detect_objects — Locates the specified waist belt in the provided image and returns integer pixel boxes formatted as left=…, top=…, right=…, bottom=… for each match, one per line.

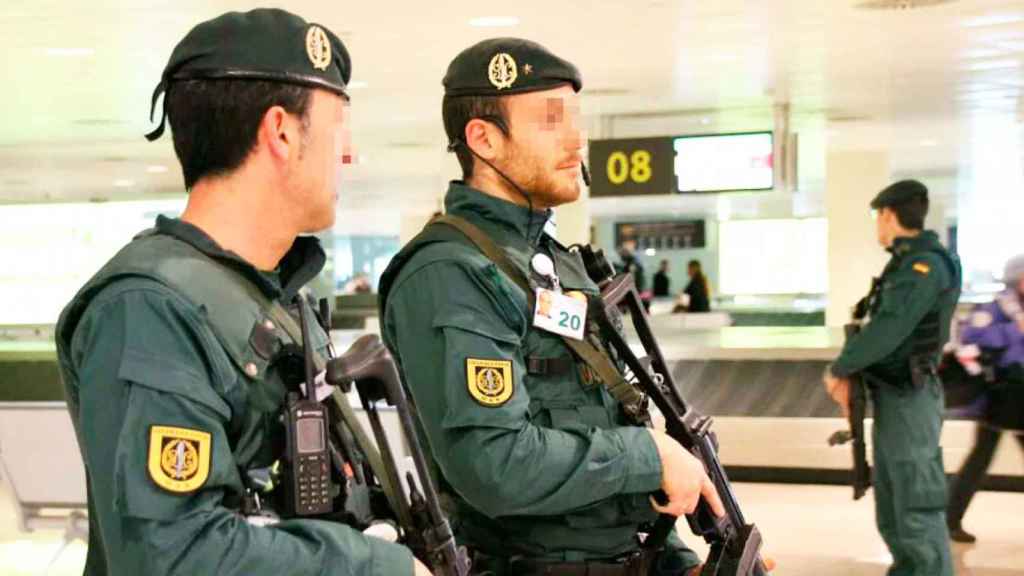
left=483, top=550, right=656, bottom=576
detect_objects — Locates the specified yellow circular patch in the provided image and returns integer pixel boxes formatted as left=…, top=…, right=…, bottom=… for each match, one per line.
left=148, top=426, right=211, bottom=493
left=467, top=358, right=514, bottom=406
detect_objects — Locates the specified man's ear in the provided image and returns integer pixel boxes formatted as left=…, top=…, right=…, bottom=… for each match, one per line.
left=464, top=118, right=504, bottom=162
left=258, top=105, right=299, bottom=162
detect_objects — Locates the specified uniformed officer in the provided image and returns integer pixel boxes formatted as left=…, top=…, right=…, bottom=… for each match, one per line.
left=946, top=254, right=1024, bottom=543
left=378, top=38, right=726, bottom=576
left=824, top=180, right=961, bottom=576
left=55, top=9, right=428, bottom=576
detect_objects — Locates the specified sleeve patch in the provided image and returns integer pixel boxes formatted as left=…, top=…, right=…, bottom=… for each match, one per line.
left=466, top=358, right=514, bottom=406
left=147, top=425, right=212, bottom=493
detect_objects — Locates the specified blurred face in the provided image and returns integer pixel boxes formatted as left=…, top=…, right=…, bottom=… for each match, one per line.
left=688, top=264, right=697, bottom=278
left=538, top=289, right=553, bottom=316
left=290, top=89, right=351, bottom=232
left=497, top=85, right=584, bottom=208
left=1017, top=276, right=1024, bottom=296
left=874, top=207, right=898, bottom=248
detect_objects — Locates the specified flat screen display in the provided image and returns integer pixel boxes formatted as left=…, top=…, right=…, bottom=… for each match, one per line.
left=297, top=418, right=325, bottom=454
left=674, top=132, right=774, bottom=193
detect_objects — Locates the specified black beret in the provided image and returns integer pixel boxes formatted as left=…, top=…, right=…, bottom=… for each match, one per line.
left=146, top=8, right=351, bottom=141
left=871, top=179, right=929, bottom=209
left=443, top=37, right=581, bottom=97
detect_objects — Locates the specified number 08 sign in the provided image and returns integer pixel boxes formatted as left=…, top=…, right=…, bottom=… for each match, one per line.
left=587, top=137, right=674, bottom=197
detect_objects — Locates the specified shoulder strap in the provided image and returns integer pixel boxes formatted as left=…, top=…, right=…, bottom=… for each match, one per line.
left=430, top=215, right=647, bottom=414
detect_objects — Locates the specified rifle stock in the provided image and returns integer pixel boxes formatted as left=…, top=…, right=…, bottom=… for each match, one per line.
left=327, top=335, right=472, bottom=576
left=578, top=246, right=768, bottom=576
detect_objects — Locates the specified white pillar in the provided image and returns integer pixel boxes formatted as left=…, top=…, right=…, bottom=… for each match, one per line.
left=554, top=183, right=592, bottom=246
left=826, top=151, right=891, bottom=326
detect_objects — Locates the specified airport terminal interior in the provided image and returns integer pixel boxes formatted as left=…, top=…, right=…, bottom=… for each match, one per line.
left=2, top=0, right=1024, bottom=574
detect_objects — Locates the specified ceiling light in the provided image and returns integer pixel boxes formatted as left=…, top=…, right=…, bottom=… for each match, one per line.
left=962, top=13, right=1024, bottom=28
left=644, top=248, right=657, bottom=256
left=960, top=48, right=1004, bottom=59
left=964, top=59, right=1020, bottom=71
left=919, top=139, right=938, bottom=147
left=469, top=16, right=520, bottom=27
left=113, top=179, right=135, bottom=188
left=347, top=80, right=368, bottom=89
left=44, top=48, right=95, bottom=57
left=700, top=118, right=711, bottom=125
left=146, top=165, right=168, bottom=174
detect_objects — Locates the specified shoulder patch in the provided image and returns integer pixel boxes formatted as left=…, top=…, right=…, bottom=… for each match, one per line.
left=970, top=310, right=994, bottom=329
left=912, top=261, right=931, bottom=276
left=148, top=425, right=212, bottom=493
left=466, top=358, right=514, bottom=406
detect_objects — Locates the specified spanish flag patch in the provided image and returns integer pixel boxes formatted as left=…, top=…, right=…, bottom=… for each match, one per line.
left=912, top=262, right=931, bottom=276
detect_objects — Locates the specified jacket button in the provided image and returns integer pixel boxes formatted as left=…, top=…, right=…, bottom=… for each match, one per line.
left=244, top=363, right=259, bottom=377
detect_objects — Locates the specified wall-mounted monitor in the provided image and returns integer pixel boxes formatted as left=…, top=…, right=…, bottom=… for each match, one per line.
left=673, top=132, right=774, bottom=193
left=588, top=131, right=775, bottom=197
left=615, top=220, right=706, bottom=250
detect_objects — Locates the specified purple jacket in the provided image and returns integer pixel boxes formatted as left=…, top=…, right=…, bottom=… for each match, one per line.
left=961, top=291, right=1024, bottom=368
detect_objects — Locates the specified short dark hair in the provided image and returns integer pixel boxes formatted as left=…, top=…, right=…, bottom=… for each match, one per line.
left=442, top=94, right=509, bottom=178
left=166, top=79, right=313, bottom=190
left=887, top=196, right=929, bottom=230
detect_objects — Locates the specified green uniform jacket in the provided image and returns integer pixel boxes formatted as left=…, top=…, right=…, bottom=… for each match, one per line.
left=831, top=231, right=961, bottom=381
left=55, top=216, right=412, bottom=576
left=380, top=182, right=698, bottom=568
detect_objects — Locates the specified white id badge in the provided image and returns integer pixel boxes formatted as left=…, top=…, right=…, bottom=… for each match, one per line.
left=533, top=288, right=587, bottom=340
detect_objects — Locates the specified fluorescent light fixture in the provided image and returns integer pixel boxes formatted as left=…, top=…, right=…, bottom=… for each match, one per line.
left=113, top=179, right=135, bottom=188
left=919, top=139, right=939, bottom=147
left=347, top=80, right=368, bottom=89
left=644, top=248, right=657, bottom=256
left=962, top=13, right=1024, bottom=28
left=469, top=16, right=520, bottom=27
left=700, top=117, right=711, bottom=125
left=146, top=165, right=168, bottom=174
left=44, top=47, right=95, bottom=57
left=964, top=59, right=1019, bottom=71
left=960, top=48, right=1004, bottom=59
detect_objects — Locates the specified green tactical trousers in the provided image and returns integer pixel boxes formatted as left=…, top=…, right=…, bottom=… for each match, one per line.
left=871, top=378, right=953, bottom=576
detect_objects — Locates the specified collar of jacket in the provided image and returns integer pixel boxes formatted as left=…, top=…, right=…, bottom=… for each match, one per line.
left=444, top=181, right=552, bottom=246
left=153, top=215, right=325, bottom=301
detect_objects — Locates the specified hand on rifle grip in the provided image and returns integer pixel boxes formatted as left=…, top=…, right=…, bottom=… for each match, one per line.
left=823, top=374, right=851, bottom=417
left=647, top=429, right=725, bottom=518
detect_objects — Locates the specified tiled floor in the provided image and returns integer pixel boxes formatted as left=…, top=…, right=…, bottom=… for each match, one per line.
left=0, top=482, right=1020, bottom=575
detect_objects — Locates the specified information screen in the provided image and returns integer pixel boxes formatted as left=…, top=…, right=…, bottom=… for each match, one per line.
left=615, top=220, right=706, bottom=250
left=297, top=418, right=325, bottom=454
left=673, top=132, right=774, bottom=193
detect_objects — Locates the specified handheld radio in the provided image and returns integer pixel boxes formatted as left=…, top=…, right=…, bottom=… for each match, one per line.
left=282, top=299, right=333, bottom=517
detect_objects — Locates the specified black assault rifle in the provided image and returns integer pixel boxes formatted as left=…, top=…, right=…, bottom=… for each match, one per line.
left=326, top=335, right=472, bottom=576
left=826, top=283, right=875, bottom=501
left=576, top=246, right=768, bottom=576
